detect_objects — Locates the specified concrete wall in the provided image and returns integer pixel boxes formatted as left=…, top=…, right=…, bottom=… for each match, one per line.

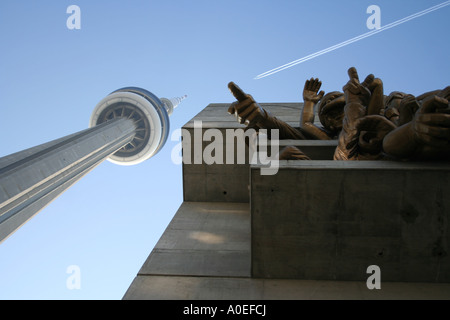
left=182, top=103, right=337, bottom=203
left=251, top=161, right=450, bottom=282
left=124, top=102, right=450, bottom=299
left=123, top=199, right=450, bottom=299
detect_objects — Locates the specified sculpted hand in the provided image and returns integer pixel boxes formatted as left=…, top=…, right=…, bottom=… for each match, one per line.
left=303, top=78, right=325, bottom=103
left=343, top=67, right=371, bottom=106
left=346, top=115, right=397, bottom=158
left=412, top=95, right=450, bottom=148
left=438, top=86, right=450, bottom=100
left=228, top=82, right=266, bottom=127
left=397, top=94, right=420, bottom=125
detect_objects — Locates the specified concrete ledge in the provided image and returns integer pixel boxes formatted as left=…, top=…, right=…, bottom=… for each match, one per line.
left=123, top=275, right=450, bottom=300
left=251, top=160, right=450, bottom=282
left=182, top=139, right=337, bottom=203
left=183, top=103, right=304, bottom=129
left=181, top=103, right=337, bottom=202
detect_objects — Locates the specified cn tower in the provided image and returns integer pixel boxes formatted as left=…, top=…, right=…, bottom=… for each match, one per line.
left=0, top=87, right=186, bottom=243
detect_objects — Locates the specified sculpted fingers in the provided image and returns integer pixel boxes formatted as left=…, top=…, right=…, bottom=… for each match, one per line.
left=228, top=102, right=237, bottom=115
left=356, top=115, right=397, bottom=132
left=236, top=100, right=257, bottom=124
left=317, top=90, right=325, bottom=100
left=361, top=74, right=375, bottom=89
left=234, top=97, right=255, bottom=124
left=228, top=81, right=247, bottom=102
left=243, top=109, right=263, bottom=125
left=228, top=97, right=254, bottom=123
left=419, top=95, right=449, bottom=114
left=312, top=78, right=322, bottom=92
left=304, top=79, right=312, bottom=91
left=415, top=114, right=450, bottom=137
left=347, top=67, right=359, bottom=82
left=414, top=129, right=450, bottom=147
left=304, top=78, right=321, bottom=92
left=438, top=86, right=450, bottom=100
left=418, top=113, right=450, bottom=126
left=415, top=123, right=450, bottom=139
left=414, top=113, right=450, bottom=147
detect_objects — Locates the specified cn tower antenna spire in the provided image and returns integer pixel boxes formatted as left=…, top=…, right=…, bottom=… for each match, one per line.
left=160, top=95, right=187, bottom=116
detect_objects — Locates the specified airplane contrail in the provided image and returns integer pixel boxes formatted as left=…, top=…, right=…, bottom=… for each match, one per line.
left=254, top=1, right=450, bottom=80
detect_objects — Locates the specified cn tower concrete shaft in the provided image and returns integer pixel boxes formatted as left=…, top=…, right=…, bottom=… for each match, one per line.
left=0, top=87, right=184, bottom=243
left=0, top=118, right=136, bottom=243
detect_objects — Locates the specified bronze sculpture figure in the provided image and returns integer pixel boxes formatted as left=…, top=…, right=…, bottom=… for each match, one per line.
left=334, top=67, right=397, bottom=160
left=227, top=67, right=449, bottom=161
left=300, top=78, right=344, bottom=140
left=227, top=81, right=306, bottom=140
left=383, top=89, right=450, bottom=160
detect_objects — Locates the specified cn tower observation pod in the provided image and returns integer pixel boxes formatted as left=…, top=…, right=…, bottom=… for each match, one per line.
left=90, top=87, right=180, bottom=166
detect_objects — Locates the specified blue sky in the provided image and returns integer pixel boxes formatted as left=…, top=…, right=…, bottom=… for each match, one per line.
left=0, top=0, right=448, bottom=299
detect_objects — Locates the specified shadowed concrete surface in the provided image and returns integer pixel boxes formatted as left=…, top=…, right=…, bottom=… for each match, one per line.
left=123, top=103, right=450, bottom=300
left=252, top=161, right=450, bottom=282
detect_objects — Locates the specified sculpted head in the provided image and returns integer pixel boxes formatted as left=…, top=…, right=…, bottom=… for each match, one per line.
left=318, top=91, right=345, bottom=134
